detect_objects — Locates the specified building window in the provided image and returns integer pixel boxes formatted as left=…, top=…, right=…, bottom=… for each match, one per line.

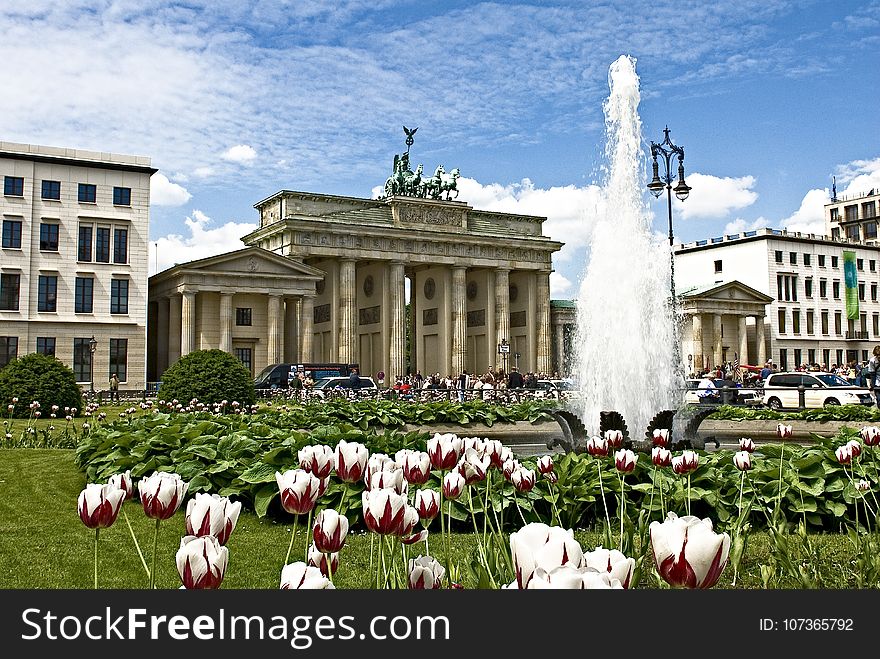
left=75, top=277, right=94, bottom=313
left=859, top=283, right=866, bottom=301
left=78, top=183, right=97, bottom=203
left=0, top=336, right=17, bottom=367
left=804, top=278, right=813, bottom=297
left=78, top=225, right=93, bottom=261
left=857, top=258, right=864, bottom=270
left=808, top=348, right=816, bottom=365
left=789, top=252, right=797, bottom=265
left=777, top=308, right=786, bottom=333
left=863, top=349, right=870, bottom=362
left=110, top=279, right=129, bottom=314
left=872, top=283, right=878, bottom=302
left=830, top=208, right=840, bottom=221
left=4, top=176, right=24, bottom=196
left=113, top=187, right=131, bottom=206
left=794, top=348, right=802, bottom=368
left=792, top=309, right=800, bottom=334
left=833, top=280, right=841, bottom=299
left=40, top=223, right=59, bottom=251
left=714, top=260, right=722, bottom=273
left=861, top=313, right=868, bottom=334
left=109, top=338, right=128, bottom=383
left=818, top=254, right=826, bottom=267
left=774, top=250, right=783, bottom=263
left=806, top=310, right=814, bottom=334
left=821, top=311, right=829, bottom=334
left=831, top=255, right=839, bottom=268
left=803, top=253, right=811, bottom=266
left=41, top=180, right=61, bottom=200
left=36, top=337, right=55, bottom=356
left=836, top=349, right=844, bottom=367
left=823, top=349, right=830, bottom=369
left=2, top=219, right=22, bottom=248
left=113, top=228, right=128, bottom=264
left=0, top=273, right=20, bottom=310
left=864, top=201, right=877, bottom=218
left=234, top=347, right=252, bottom=375
left=846, top=225, right=860, bottom=241
left=819, top=279, right=827, bottom=297
left=38, top=275, right=57, bottom=312
left=832, top=227, right=841, bottom=240
left=874, top=314, right=880, bottom=337
left=73, top=338, right=91, bottom=382
left=866, top=222, right=878, bottom=240
left=95, top=227, right=110, bottom=262
left=236, top=308, right=252, bottom=326
left=779, top=349, right=788, bottom=371
left=777, top=275, right=798, bottom=301
left=835, top=311, right=842, bottom=335
left=845, top=205, right=858, bottom=221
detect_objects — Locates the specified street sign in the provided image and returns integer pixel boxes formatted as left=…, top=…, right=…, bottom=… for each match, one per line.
left=498, top=344, right=510, bottom=354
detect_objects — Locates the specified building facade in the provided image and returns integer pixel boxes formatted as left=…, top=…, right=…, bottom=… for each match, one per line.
left=826, top=188, right=880, bottom=243
left=675, top=227, right=880, bottom=372
left=0, top=141, right=155, bottom=387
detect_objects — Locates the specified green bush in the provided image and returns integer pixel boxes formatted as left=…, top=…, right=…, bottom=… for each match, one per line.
left=158, top=349, right=255, bottom=407
left=0, top=353, right=84, bottom=418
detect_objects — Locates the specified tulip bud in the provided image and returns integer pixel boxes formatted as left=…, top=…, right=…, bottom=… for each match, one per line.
left=586, top=436, right=609, bottom=457
left=650, top=512, right=730, bottom=589
left=176, top=535, right=228, bottom=589
left=442, top=471, right=465, bottom=500
left=308, top=543, right=339, bottom=577
left=280, top=561, right=335, bottom=589
left=456, top=447, right=490, bottom=484
left=836, top=444, right=853, bottom=465
left=362, top=488, right=407, bottom=535
left=672, top=450, right=699, bottom=475
left=856, top=479, right=870, bottom=492
left=414, top=489, right=440, bottom=521
left=408, top=555, right=445, bottom=589
left=427, top=433, right=463, bottom=470
left=604, top=429, right=624, bottom=449
left=298, top=444, right=335, bottom=479
left=511, top=467, right=536, bottom=493
left=78, top=483, right=125, bottom=529
left=313, top=508, right=349, bottom=554
left=185, top=493, right=242, bottom=546
left=107, top=470, right=133, bottom=501
left=846, top=439, right=862, bottom=459
left=275, top=469, right=320, bottom=515
left=334, top=440, right=369, bottom=483
left=776, top=423, right=793, bottom=439
left=543, top=471, right=559, bottom=484
left=651, top=446, right=672, bottom=467
left=581, top=547, right=635, bottom=589
left=859, top=426, right=880, bottom=447
left=614, top=449, right=637, bottom=473
left=400, top=451, right=432, bottom=485
left=510, top=522, right=584, bottom=589
left=138, top=472, right=188, bottom=520
left=651, top=428, right=669, bottom=447
left=536, top=455, right=554, bottom=474
left=738, top=437, right=756, bottom=453
left=483, top=440, right=506, bottom=469
left=733, top=451, right=752, bottom=471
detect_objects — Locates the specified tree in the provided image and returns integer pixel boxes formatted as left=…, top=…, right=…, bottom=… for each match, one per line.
left=0, top=353, right=84, bottom=418
left=158, top=350, right=255, bottom=407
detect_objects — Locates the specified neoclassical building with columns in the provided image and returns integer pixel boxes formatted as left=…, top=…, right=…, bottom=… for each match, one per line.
left=148, top=190, right=563, bottom=381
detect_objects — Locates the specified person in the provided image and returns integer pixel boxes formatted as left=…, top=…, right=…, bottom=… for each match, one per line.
left=760, top=361, right=772, bottom=380
left=456, top=370, right=471, bottom=402
left=348, top=367, right=361, bottom=391
left=507, top=367, right=524, bottom=389
left=697, top=373, right=719, bottom=403
left=867, top=346, right=880, bottom=408
left=109, top=373, right=119, bottom=403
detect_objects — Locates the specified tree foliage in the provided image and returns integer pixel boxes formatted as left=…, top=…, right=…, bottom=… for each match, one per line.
left=158, top=349, right=255, bottom=407
left=0, top=353, right=84, bottom=418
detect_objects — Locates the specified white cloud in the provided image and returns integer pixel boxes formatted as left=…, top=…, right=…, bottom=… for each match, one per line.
left=675, top=173, right=758, bottom=221
left=149, top=210, right=257, bottom=275
left=722, top=217, right=768, bottom=235
left=193, top=167, right=215, bottom=178
left=836, top=157, right=880, bottom=196
left=150, top=172, right=192, bottom=206
left=550, top=271, right=573, bottom=298
left=779, top=188, right=829, bottom=235
left=221, top=144, right=257, bottom=163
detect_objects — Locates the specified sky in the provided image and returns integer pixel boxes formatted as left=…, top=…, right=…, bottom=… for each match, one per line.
left=2, top=0, right=879, bottom=299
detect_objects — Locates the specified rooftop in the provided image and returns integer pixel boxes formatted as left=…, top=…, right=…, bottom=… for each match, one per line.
left=676, top=227, right=879, bottom=252
left=0, top=140, right=156, bottom=173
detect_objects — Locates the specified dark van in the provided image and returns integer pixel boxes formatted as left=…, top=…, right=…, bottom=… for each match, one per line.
left=254, top=363, right=357, bottom=389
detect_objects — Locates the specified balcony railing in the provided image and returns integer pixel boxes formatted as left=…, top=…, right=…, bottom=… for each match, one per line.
left=845, top=331, right=870, bottom=340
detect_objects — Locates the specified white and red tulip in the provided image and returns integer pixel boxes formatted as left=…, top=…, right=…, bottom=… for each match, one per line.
left=672, top=450, right=700, bottom=475
left=442, top=471, right=465, bottom=500
left=536, top=455, right=554, bottom=474
left=509, top=522, right=584, bottom=589
left=362, top=488, right=407, bottom=535
left=185, top=493, right=242, bottom=545
left=138, top=472, right=189, bottom=520
left=78, top=483, right=125, bottom=529
left=586, top=436, right=609, bottom=457
left=334, top=440, right=369, bottom=482
left=652, top=429, right=670, bottom=447
left=604, top=430, right=624, bottom=449
left=502, top=458, right=521, bottom=481
left=280, top=561, right=335, bottom=589
left=738, top=437, right=756, bottom=453
left=368, top=467, right=407, bottom=495
left=427, top=433, right=463, bottom=470
left=312, top=508, right=349, bottom=554
left=456, top=447, right=490, bottom=485
left=107, top=470, right=133, bottom=501
left=414, top=489, right=440, bottom=521
left=176, top=535, right=228, bottom=589
left=614, top=448, right=637, bottom=473
left=847, top=439, right=862, bottom=458
left=511, top=467, right=536, bottom=493
left=649, top=512, right=730, bottom=589
left=776, top=424, right=793, bottom=439
left=298, top=444, right=335, bottom=479
left=308, top=542, right=339, bottom=577
left=836, top=444, right=853, bottom=465
left=276, top=469, right=321, bottom=515
left=859, top=426, right=880, bottom=447
left=581, top=546, right=635, bottom=589
left=733, top=451, right=752, bottom=471
left=652, top=446, right=672, bottom=467
left=397, top=505, right=420, bottom=538
left=483, top=440, right=506, bottom=468
left=408, top=555, right=445, bottom=589
left=400, top=451, right=432, bottom=485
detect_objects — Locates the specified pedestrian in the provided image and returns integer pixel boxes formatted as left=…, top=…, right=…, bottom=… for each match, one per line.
left=348, top=367, right=361, bottom=391
left=457, top=370, right=471, bottom=402
left=507, top=367, right=524, bottom=389
left=867, top=346, right=880, bottom=408
left=109, top=372, right=119, bottom=403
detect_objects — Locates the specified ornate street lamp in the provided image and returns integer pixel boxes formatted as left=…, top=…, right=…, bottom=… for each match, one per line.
left=647, top=126, right=691, bottom=309
left=88, top=335, right=98, bottom=395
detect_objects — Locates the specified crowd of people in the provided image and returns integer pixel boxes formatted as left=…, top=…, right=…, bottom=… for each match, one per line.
left=390, top=367, right=561, bottom=395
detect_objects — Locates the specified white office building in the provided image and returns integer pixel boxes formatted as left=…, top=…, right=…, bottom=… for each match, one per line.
left=0, top=141, right=155, bottom=388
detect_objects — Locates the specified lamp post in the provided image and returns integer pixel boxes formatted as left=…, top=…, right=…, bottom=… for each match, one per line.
left=88, top=335, right=98, bottom=396
left=647, top=126, right=691, bottom=310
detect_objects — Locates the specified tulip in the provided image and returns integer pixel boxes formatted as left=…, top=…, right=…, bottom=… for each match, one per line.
left=107, top=470, right=133, bottom=501
left=652, top=446, right=672, bottom=467
left=276, top=469, right=320, bottom=516
left=78, top=483, right=125, bottom=529
left=138, top=472, right=188, bottom=520
left=738, top=437, right=756, bottom=453
left=509, top=522, right=584, bottom=589
left=362, top=488, right=407, bottom=535
left=614, top=448, right=637, bottom=473
left=581, top=546, right=635, bottom=589
left=511, top=467, right=536, bottom=493
left=408, top=555, right=445, bottom=589
left=536, top=455, right=554, bottom=474
left=672, top=450, right=699, bottom=475
left=586, top=436, right=609, bottom=457
left=176, top=535, right=228, bottom=589
left=776, top=423, right=793, bottom=439
left=836, top=444, right=853, bottom=465
left=427, top=433, right=463, bottom=470
left=307, top=543, right=339, bottom=578
left=402, top=529, right=428, bottom=545
left=462, top=436, right=486, bottom=455
left=604, top=429, right=624, bottom=449
left=581, top=569, right=625, bottom=589
left=364, top=453, right=397, bottom=485
left=859, top=426, right=880, bottom=447
left=280, top=561, right=335, bottom=589
left=312, top=508, right=349, bottom=554
left=456, top=447, right=490, bottom=485
left=856, top=479, right=870, bottom=492
left=334, top=440, right=369, bottom=482
left=483, top=440, right=506, bottom=468
left=316, top=476, right=330, bottom=499
left=398, top=505, right=420, bottom=538
left=414, top=489, right=440, bottom=521
left=442, top=471, right=465, bottom=500
left=498, top=446, right=514, bottom=466
left=846, top=439, right=862, bottom=458
left=400, top=451, right=432, bottom=485
left=298, top=444, right=335, bottom=479
left=652, top=428, right=669, bottom=447
left=733, top=451, right=752, bottom=471
left=368, top=468, right=407, bottom=495
left=185, top=493, right=242, bottom=546
left=650, top=512, right=730, bottom=589
left=502, top=458, right=521, bottom=481
left=524, top=565, right=624, bottom=589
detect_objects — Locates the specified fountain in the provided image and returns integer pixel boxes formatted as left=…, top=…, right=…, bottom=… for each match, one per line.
left=571, top=55, right=685, bottom=441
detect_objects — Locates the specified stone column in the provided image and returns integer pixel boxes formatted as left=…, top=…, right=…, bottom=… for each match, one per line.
left=536, top=271, right=551, bottom=375
left=338, top=259, right=356, bottom=363
left=168, top=294, right=182, bottom=366
left=691, top=313, right=703, bottom=375
left=755, top=314, right=767, bottom=365
left=156, top=297, right=169, bottom=375
left=451, top=266, right=467, bottom=375
left=712, top=313, right=723, bottom=368
left=495, top=267, right=510, bottom=361
left=219, top=293, right=233, bottom=354
left=284, top=297, right=298, bottom=362
left=555, top=322, right=565, bottom=375
left=389, top=262, right=407, bottom=381
left=738, top=315, right=749, bottom=367
left=181, top=290, right=196, bottom=357
left=300, top=295, right=315, bottom=362
left=408, top=272, right=417, bottom=374
left=267, top=294, right=283, bottom=364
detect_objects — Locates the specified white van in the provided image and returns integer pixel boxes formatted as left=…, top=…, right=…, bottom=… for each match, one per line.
left=762, top=372, right=875, bottom=410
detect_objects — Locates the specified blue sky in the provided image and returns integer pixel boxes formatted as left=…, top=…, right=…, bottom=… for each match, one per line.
left=2, top=0, right=878, bottom=297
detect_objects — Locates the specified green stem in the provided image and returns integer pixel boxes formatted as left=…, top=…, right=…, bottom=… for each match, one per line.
left=304, top=509, right=314, bottom=562
left=123, top=508, right=150, bottom=579
left=446, top=499, right=454, bottom=587
left=659, top=469, right=666, bottom=518
left=326, top=553, right=335, bottom=587
left=597, top=460, right=612, bottom=548
left=482, top=477, right=491, bottom=550
left=686, top=472, right=692, bottom=517
left=617, top=470, right=625, bottom=553
left=369, top=532, right=375, bottom=588
left=777, top=441, right=785, bottom=519
left=648, top=465, right=657, bottom=521
left=284, top=515, right=299, bottom=567
left=149, top=518, right=160, bottom=590
left=94, top=528, right=99, bottom=589
left=738, top=469, right=745, bottom=522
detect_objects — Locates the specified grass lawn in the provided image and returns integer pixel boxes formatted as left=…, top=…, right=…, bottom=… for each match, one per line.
left=0, top=449, right=864, bottom=589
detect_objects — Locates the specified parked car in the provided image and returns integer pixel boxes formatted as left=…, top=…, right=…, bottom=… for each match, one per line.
left=684, top=378, right=761, bottom=406
left=309, top=376, right=378, bottom=398
left=761, top=372, right=875, bottom=410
